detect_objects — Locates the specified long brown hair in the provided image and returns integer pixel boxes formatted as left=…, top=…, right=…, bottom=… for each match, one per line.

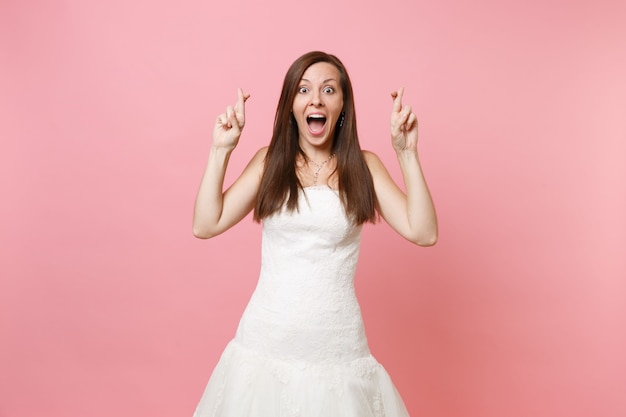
left=254, top=51, right=377, bottom=225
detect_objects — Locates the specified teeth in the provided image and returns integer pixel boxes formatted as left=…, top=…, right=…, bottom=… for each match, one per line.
left=308, top=115, right=325, bottom=119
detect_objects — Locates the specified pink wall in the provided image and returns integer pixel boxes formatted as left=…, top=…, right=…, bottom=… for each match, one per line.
left=1, top=1, right=625, bottom=416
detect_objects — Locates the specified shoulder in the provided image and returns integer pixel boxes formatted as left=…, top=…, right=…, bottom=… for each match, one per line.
left=249, top=146, right=269, bottom=168
left=361, top=149, right=394, bottom=186
left=361, top=149, right=385, bottom=172
left=254, top=146, right=269, bottom=159
left=239, top=146, right=268, bottom=182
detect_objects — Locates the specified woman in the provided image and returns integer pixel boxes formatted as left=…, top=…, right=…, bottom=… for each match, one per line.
left=192, top=51, right=437, bottom=416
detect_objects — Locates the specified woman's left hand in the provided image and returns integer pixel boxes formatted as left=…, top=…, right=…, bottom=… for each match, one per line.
left=390, top=87, right=418, bottom=152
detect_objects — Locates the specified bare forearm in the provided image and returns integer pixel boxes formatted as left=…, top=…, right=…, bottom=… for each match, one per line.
left=193, top=146, right=232, bottom=238
left=396, top=149, right=438, bottom=245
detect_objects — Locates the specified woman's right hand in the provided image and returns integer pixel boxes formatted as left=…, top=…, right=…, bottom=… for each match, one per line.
left=212, top=88, right=250, bottom=151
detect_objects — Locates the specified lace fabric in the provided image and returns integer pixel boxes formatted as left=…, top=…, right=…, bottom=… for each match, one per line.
left=193, top=186, right=410, bottom=417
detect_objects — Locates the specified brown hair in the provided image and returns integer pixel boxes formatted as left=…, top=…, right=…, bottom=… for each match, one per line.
left=254, top=51, right=377, bottom=225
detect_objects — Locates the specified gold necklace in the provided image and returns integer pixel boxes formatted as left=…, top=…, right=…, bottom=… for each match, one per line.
left=307, top=153, right=335, bottom=186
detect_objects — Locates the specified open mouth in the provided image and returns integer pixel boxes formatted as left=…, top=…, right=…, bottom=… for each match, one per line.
left=306, top=115, right=327, bottom=134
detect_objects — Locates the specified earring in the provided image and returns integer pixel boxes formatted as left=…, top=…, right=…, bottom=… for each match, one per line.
left=339, top=112, right=345, bottom=127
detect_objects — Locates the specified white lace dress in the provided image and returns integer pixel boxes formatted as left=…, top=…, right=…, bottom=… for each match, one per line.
left=193, top=186, right=410, bottom=417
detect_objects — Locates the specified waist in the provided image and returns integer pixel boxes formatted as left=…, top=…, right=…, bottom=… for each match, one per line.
left=235, top=311, right=370, bottom=363
left=247, top=280, right=362, bottom=324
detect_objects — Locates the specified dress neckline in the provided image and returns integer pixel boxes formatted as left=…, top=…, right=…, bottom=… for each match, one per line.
left=303, top=185, right=338, bottom=191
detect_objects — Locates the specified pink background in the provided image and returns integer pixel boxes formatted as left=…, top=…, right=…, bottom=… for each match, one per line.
left=1, top=1, right=625, bottom=416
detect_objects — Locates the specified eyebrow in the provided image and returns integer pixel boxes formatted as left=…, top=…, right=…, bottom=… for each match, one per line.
left=300, top=78, right=338, bottom=83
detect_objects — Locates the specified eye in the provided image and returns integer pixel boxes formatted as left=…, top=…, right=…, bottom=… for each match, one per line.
left=298, top=86, right=309, bottom=93
left=323, top=86, right=335, bottom=94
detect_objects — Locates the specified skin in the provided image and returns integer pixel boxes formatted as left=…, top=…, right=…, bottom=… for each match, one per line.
left=291, top=62, right=343, bottom=164
left=193, top=67, right=438, bottom=246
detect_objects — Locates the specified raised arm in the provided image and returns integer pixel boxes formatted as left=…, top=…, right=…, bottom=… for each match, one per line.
left=192, top=88, right=266, bottom=239
left=365, top=87, right=438, bottom=246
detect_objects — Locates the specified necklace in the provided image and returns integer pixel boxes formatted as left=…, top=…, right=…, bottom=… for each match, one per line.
left=307, top=153, right=335, bottom=186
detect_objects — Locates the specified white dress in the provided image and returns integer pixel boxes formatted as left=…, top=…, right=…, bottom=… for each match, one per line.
left=193, top=186, right=410, bottom=417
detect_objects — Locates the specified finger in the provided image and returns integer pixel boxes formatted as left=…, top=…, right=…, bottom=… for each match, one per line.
left=236, top=88, right=249, bottom=108
left=224, top=106, right=236, bottom=128
left=395, top=105, right=411, bottom=127
left=235, top=88, right=249, bottom=126
left=217, top=113, right=228, bottom=127
left=406, top=112, right=418, bottom=130
left=230, top=110, right=241, bottom=127
left=238, top=87, right=250, bottom=103
left=391, top=87, right=404, bottom=113
left=235, top=88, right=250, bottom=111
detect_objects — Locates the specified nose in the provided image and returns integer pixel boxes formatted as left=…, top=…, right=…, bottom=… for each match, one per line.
left=310, top=90, right=323, bottom=107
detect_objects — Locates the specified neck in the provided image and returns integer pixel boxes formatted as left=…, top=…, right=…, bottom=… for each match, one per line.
left=306, top=152, right=334, bottom=164
left=298, top=140, right=334, bottom=163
